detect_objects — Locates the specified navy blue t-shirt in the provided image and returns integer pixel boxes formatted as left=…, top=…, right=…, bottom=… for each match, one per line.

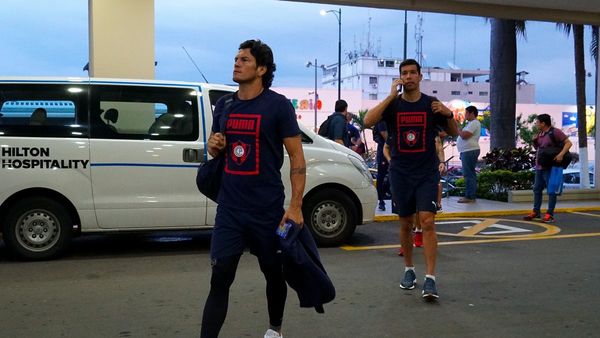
left=382, top=93, right=448, bottom=176
left=326, top=112, right=347, bottom=143
left=212, top=89, right=300, bottom=210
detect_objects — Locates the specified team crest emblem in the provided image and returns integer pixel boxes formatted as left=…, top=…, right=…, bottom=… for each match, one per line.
left=403, top=130, right=419, bottom=146
left=230, top=140, right=251, bottom=165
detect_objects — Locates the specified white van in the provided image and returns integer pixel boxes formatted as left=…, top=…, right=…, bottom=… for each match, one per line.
left=0, top=77, right=376, bottom=260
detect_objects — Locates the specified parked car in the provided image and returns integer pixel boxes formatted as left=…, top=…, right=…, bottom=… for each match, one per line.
left=0, top=77, right=376, bottom=260
left=563, top=169, right=595, bottom=189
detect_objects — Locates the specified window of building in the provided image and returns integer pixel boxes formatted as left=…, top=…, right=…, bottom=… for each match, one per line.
left=468, top=91, right=473, bottom=95
left=369, top=77, right=378, bottom=84
left=369, top=94, right=377, bottom=100
left=377, top=60, right=384, bottom=67
left=385, top=60, right=395, bottom=67
left=479, top=91, right=488, bottom=96
left=451, top=91, right=461, bottom=95
left=432, top=90, right=438, bottom=94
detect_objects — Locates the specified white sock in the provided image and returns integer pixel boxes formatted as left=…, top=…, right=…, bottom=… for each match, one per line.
left=405, top=266, right=415, bottom=272
left=425, top=274, right=435, bottom=281
left=414, top=229, right=422, bottom=233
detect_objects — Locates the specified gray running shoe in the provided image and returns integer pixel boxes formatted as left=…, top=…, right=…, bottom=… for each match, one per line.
left=422, top=277, right=439, bottom=300
left=399, top=269, right=417, bottom=289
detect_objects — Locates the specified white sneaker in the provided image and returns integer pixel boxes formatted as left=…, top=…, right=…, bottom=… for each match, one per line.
left=264, top=329, right=283, bottom=338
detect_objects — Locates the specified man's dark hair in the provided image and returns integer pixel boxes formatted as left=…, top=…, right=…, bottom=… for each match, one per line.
left=239, top=39, right=276, bottom=89
left=465, top=105, right=479, bottom=117
left=399, top=59, right=421, bottom=74
left=536, top=113, right=552, bottom=126
left=335, top=99, right=348, bottom=113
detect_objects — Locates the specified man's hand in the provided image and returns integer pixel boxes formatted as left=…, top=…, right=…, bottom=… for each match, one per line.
left=280, top=206, right=304, bottom=229
left=431, top=101, right=452, bottom=118
left=438, top=162, right=447, bottom=175
left=207, top=132, right=226, bottom=158
left=389, top=78, right=403, bottom=98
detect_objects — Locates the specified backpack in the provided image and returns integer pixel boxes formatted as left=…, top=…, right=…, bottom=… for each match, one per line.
left=318, top=115, right=333, bottom=137
left=538, top=127, right=573, bottom=169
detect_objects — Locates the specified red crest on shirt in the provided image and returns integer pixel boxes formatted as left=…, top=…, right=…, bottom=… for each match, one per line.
left=230, top=140, right=251, bottom=165
left=403, top=130, right=419, bottom=146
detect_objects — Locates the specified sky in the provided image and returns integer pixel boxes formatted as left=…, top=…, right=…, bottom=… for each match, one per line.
left=0, top=0, right=597, bottom=105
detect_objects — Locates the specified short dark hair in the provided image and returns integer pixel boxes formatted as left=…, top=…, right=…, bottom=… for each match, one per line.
left=335, top=99, right=348, bottom=113
left=536, top=113, right=552, bottom=126
left=399, top=59, right=421, bottom=74
left=465, top=105, right=478, bottom=117
left=239, top=39, right=276, bottom=89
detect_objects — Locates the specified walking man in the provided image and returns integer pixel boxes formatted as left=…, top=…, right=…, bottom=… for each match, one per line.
left=201, top=39, right=306, bottom=338
left=364, top=59, right=458, bottom=300
left=373, top=120, right=389, bottom=210
left=456, top=105, right=481, bottom=203
left=523, top=113, right=572, bottom=223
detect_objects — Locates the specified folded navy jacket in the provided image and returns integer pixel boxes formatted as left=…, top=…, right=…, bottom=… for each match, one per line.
left=278, top=221, right=336, bottom=313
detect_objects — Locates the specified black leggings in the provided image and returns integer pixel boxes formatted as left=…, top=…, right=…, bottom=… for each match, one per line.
left=200, top=254, right=287, bottom=338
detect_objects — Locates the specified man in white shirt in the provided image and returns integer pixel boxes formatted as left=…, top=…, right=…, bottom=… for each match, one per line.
left=456, top=106, right=481, bottom=203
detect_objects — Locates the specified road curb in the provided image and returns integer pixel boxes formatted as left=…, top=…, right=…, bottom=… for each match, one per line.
left=373, top=206, right=600, bottom=222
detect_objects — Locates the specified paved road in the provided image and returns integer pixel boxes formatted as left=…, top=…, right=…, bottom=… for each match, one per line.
left=1, top=211, right=599, bottom=337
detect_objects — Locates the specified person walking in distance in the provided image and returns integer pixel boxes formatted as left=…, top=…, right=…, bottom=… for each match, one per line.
left=456, top=105, right=481, bottom=203
left=523, top=113, right=572, bottom=223
left=373, top=121, right=389, bottom=210
left=201, top=39, right=306, bottom=338
left=364, top=59, right=458, bottom=300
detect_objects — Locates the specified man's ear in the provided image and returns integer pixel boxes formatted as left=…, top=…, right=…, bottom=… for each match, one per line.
left=257, top=65, right=267, bottom=77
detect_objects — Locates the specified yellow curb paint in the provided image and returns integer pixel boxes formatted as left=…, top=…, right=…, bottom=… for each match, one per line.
left=340, top=232, right=600, bottom=251
left=570, top=211, right=600, bottom=218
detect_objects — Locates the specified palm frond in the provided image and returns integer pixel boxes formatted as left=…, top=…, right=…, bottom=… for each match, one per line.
left=556, top=23, right=572, bottom=36
left=591, top=26, right=598, bottom=62
left=515, top=20, right=527, bottom=40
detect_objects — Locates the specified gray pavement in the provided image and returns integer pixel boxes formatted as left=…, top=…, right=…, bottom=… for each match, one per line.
left=375, top=195, right=600, bottom=221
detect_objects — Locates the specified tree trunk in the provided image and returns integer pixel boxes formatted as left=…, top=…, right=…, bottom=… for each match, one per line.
left=489, top=19, right=517, bottom=150
left=574, top=25, right=590, bottom=187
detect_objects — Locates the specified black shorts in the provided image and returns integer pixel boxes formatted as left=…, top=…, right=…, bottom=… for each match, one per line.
left=211, top=204, right=284, bottom=265
left=390, top=171, right=439, bottom=217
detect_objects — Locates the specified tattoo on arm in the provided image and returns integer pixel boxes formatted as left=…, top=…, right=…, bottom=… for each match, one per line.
left=291, top=167, right=306, bottom=175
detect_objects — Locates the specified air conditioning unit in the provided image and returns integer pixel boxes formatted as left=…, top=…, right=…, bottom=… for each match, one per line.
left=371, top=83, right=378, bottom=89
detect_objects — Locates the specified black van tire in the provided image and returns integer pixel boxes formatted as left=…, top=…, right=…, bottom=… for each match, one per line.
left=303, top=190, right=356, bottom=246
left=2, top=197, right=72, bottom=260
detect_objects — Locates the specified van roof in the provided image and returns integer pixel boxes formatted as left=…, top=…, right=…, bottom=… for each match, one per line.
left=0, top=77, right=237, bottom=91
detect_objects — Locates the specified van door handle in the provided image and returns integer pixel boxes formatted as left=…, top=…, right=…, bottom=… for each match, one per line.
left=183, top=148, right=203, bottom=163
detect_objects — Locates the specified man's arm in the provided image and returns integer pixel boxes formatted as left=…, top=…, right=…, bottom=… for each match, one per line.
left=282, top=135, right=306, bottom=226
left=207, top=131, right=226, bottom=158
left=431, top=100, right=459, bottom=137
left=364, top=79, right=402, bottom=128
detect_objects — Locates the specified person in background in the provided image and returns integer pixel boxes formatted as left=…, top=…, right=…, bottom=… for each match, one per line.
left=346, top=113, right=366, bottom=155
left=523, top=113, right=572, bottom=223
left=325, top=100, right=349, bottom=145
left=373, top=121, right=389, bottom=210
left=456, top=105, right=481, bottom=203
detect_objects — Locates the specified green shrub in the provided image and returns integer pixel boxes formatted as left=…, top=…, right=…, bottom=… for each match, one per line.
left=476, top=169, right=534, bottom=201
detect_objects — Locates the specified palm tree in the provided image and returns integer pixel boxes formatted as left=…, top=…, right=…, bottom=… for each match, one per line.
left=557, top=23, right=593, bottom=187
left=489, top=19, right=526, bottom=150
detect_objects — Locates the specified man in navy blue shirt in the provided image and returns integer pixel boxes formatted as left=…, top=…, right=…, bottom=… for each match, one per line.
left=201, top=39, right=306, bottom=338
left=364, top=59, right=458, bottom=300
left=325, top=99, right=349, bottom=145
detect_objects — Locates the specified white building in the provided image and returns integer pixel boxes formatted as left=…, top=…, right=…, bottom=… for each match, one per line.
left=321, top=55, right=535, bottom=104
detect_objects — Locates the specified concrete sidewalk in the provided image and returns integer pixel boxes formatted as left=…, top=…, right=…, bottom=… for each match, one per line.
left=374, top=195, right=600, bottom=221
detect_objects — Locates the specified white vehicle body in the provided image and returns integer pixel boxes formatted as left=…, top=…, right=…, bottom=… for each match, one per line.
left=0, top=77, right=376, bottom=259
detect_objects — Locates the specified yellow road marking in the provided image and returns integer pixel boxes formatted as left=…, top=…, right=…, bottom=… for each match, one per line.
left=457, top=218, right=499, bottom=236
left=340, top=232, right=600, bottom=251
left=570, top=211, right=600, bottom=218
left=438, top=217, right=560, bottom=238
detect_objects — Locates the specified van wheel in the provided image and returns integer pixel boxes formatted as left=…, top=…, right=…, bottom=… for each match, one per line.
left=2, top=197, right=72, bottom=260
left=303, top=190, right=356, bottom=246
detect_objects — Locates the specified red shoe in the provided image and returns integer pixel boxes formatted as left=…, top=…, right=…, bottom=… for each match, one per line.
left=523, top=210, right=540, bottom=221
left=398, top=247, right=404, bottom=256
left=542, top=213, right=554, bottom=223
left=414, top=231, right=423, bottom=248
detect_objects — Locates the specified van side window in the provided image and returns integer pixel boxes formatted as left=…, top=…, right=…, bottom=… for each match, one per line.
left=0, top=84, right=87, bottom=138
left=90, top=85, right=199, bottom=141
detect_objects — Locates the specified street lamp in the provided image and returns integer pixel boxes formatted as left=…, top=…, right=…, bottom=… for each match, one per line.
left=306, top=59, right=320, bottom=132
left=320, top=8, right=342, bottom=100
